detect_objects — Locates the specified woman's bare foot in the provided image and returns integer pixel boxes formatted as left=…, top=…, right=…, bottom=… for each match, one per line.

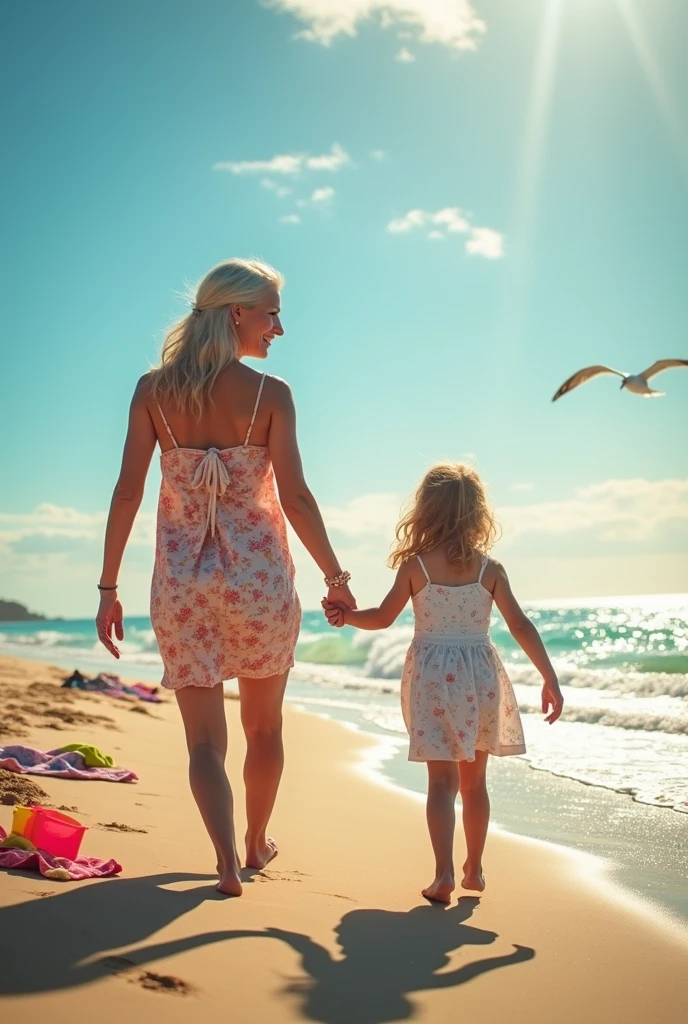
left=461, top=862, right=485, bottom=892
left=245, top=835, right=278, bottom=870
left=421, top=873, right=456, bottom=903
left=216, top=853, right=243, bottom=896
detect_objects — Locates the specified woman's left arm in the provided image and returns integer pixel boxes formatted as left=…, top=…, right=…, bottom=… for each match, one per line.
left=96, top=377, right=157, bottom=657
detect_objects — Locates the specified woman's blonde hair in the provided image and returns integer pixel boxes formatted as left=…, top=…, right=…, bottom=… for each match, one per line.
left=149, top=258, right=284, bottom=416
left=389, top=463, right=499, bottom=570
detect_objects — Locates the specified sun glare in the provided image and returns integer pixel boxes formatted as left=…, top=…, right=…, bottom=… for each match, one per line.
left=615, top=0, right=688, bottom=174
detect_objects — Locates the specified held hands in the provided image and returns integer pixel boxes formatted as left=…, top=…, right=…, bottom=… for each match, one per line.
left=541, top=676, right=564, bottom=724
left=322, top=599, right=348, bottom=628
left=96, top=590, right=124, bottom=659
left=321, top=583, right=356, bottom=628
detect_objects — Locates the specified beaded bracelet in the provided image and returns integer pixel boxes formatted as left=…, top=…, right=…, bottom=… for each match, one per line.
left=97, top=584, right=118, bottom=591
left=324, top=570, right=351, bottom=588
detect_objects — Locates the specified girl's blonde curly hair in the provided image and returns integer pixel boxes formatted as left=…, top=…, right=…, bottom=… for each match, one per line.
left=389, top=463, right=499, bottom=570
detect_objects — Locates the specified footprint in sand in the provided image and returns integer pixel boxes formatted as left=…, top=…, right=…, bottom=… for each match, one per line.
left=96, top=822, right=149, bottom=834
left=101, top=956, right=194, bottom=995
left=253, top=869, right=310, bottom=883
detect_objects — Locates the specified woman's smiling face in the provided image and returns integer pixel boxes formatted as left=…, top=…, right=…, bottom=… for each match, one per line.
left=234, top=286, right=283, bottom=359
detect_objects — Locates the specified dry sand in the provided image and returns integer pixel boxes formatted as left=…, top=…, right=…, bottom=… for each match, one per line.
left=0, top=653, right=686, bottom=1022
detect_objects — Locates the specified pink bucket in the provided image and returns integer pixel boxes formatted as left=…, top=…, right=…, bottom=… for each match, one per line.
left=24, top=807, right=87, bottom=859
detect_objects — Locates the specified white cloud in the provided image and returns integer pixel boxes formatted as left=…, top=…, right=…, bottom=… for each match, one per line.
left=387, top=208, right=427, bottom=233
left=214, top=142, right=351, bottom=176
left=305, top=142, right=351, bottom=171
left=311, top=185, right=335, bottom=202
left=395, top=47, right=416, bottom=62
left=466, top=226, right=504, bottom=259
left=501, top=479, right=688, bottom=543
left=433, top=207, right=470, bottom=233
left=2, top=480, right=685, bottom=617
left=264, top=0, right=486, bottom=53
left=261, top=177, right=292, bottom=197
left=387, top=206, right=503, bottom=258
left=313, top=478, right=688, bottom=546
left=321, top=493, right=402, bottom=538
left=297, top=185, right=336, bottom=208
left=279, top=213, right=302, bottom=224
left=0, top=504, right=155, bottom=551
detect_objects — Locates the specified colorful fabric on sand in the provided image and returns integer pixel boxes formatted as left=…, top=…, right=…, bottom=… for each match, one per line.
left=56, top=743, right=115, bottom=768
left=0, top=745, right=138, bottom=783
left=62, top=670, right=163, bottom=703
left=0, top=825, right=121, bottom=881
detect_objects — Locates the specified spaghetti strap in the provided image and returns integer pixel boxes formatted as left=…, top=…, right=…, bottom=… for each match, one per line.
left=157, top=404, right=179, bottom=449
left=477, top=555, right=489, bottom=583
left=417, top=555, right=431, bottom=583
left=244, top=374, right=266, bottom=446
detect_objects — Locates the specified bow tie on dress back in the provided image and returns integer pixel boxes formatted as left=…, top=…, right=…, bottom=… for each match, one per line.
left=191, top=448, right=230, bottom=540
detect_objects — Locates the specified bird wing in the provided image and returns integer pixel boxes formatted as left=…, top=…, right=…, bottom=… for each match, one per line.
left=551, top=365, right=625, bottom=402
left=640, top=359, right=688, bottom=380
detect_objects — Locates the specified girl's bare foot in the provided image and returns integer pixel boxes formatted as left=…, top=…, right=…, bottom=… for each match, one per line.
left=216, top=853, right=243, bottom=896
left=245, top=835, right=278, bottom=870
left=461, top=861, right=485, bottom=892
left=421, top=873, right=456, bottom=903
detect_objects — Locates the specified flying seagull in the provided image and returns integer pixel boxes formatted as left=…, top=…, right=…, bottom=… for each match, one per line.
left=552, top=359, right=688, bottom=402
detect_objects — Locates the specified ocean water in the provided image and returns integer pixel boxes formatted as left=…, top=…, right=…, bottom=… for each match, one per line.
left=1, top=595, right=687, bottom=813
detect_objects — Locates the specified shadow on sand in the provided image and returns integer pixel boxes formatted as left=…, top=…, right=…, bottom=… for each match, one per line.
left=0, top=874, right=534, bottom=1020
left=255, top=898, right=535, bottom=1022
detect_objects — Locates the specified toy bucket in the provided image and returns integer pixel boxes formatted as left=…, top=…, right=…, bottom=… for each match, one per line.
left=26, top=808, right=87, bottom=859
left=11, top=804, right=35, bottom=837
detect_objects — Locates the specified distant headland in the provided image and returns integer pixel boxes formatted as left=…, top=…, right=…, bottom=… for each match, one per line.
left=0, top=600, right=48, bottom=622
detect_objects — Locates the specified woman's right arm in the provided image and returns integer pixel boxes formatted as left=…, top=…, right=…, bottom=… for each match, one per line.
left=268, top=379, right=356, bottom=608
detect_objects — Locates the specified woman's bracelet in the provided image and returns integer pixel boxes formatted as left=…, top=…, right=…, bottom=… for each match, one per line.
left=97, top=584, right=118, bottom=591
left=324, top=570, right=351, bottom=588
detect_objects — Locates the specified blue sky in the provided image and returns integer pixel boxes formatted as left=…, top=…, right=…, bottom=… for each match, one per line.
left=1, top=0, right=687, bottom=616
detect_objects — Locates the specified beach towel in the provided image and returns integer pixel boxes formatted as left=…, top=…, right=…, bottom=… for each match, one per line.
left=56, top=743, right=115, bottom=768
left=0, top=745, right=138, bottom=783
left=62, top=670, right=163, bottom=703
left=0, top=825, right=121, bottom=880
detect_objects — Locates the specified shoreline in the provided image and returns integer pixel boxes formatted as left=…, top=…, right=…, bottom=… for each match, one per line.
left=0, top=652, right=687, bottom=1021
left=3, top=644, right=687, bottom=921
left=290, top=701, right=688, bottom=928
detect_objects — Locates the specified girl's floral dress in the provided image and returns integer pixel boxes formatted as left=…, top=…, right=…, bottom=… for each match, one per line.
left=150, top=374, right=301, bottom=689
left=400, top=555, right=525, bottom=762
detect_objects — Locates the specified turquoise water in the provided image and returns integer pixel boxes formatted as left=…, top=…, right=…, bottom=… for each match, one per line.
left=2, top=594, right=687, bottom=811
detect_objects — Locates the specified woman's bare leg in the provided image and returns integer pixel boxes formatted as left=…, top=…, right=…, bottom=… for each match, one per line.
left=458, top=751, right=489, bottom=892
left=422, top=760, right=460, bottom=903
left=175, top=683, right=242, bottom=896
left=238, top=671, right=289, bottom=869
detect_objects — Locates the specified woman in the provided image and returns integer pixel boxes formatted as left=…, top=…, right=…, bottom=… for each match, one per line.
left=96, top=258, right=356, bottom=895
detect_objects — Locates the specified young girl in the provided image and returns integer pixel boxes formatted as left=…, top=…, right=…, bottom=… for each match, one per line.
left=324, top=463, right=563, bottom=903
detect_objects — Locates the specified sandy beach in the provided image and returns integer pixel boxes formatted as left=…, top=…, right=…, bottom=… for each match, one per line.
left=0, top=652, right=686, bottom=1023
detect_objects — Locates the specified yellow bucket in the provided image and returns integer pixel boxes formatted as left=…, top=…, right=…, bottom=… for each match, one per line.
left=11, top=804, right=36, bottom=838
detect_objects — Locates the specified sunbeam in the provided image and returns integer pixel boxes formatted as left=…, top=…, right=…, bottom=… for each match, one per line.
left=615, top=0, right=688, bottom=173
left=501, top=0, right=566, bottom=346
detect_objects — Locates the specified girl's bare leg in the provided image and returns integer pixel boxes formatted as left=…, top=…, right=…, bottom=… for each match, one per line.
left=175, top=683, right=242, bottom=896
left=238, top=671, right=289, bottom=869
left=458, top=751, right=489, bottom=892
left=422, top=760, right=460, bottom=903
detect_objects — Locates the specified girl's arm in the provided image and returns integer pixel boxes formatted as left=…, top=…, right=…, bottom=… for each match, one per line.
left=325, top=562, right=414, bottom=631
left=491, top=562, right=564, bottom=724
left=269, top=379, right=355, bottom=609
left=96, top=377, right=157, bottom=657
